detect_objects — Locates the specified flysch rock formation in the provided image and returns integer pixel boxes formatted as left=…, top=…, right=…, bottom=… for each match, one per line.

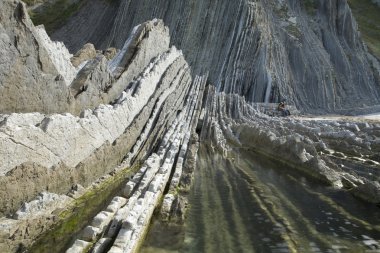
left=0, top=0, right=171, bottom=115
left=66, top=75, right=206, bottom=253
left=52, top=0, right=380, bottom=114
left=0, top=0, right=72, bottom=113
left=201, top=88, right=380, bottom=204
left=0, top=0, right=205, bottom=252
left=0, top=0, right=380, bottom=252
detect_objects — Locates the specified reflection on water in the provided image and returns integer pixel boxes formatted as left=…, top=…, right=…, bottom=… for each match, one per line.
left=141, top=144, right=380, bottom=253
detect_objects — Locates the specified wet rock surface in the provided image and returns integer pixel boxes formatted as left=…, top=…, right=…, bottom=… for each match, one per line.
left=201, top=88, right=380, bottom=204
left=0, top=0, right=379, bottom=252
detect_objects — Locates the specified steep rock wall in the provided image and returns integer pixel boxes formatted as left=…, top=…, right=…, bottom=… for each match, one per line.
left=0, top=0, right=72, bottom=113
left=0, top=0, right=173, bottom=115
left=52, top=0, right=380, bottom=113
left=0, top=1, right=196, bottom=218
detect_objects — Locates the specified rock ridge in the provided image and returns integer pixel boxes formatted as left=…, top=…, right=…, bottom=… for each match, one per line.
left=52, top=0, right=380, bottom=113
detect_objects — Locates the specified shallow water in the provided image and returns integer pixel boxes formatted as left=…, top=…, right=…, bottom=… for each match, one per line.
left=141, top=144, right=380, bottom=253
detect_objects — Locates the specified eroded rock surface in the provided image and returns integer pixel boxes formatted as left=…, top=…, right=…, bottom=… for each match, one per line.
left=0, top=0, right=379, bottom=252
left=0, top=1, right=200, bottom=251
left=201, top=88, right=380, bottom=203
left=53, top=0, right=380, bottom=114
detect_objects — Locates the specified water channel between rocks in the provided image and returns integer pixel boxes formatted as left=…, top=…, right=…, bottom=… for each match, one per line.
left=141, top=144, right=380, bottom=253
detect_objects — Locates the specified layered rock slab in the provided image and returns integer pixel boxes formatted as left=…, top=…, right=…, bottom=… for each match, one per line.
left=0, top=0, right=172, bottom=115
left=0, top=0, right=196, bottom=221
left=0, top=0, right=72, bottom=113
left=201, top=88, right=380, bottom=203
left=53, top=0, right=380, bottom=113
left=65, top=74, right=205, bottom=253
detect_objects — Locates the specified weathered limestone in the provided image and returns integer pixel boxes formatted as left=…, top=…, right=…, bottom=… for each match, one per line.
left=34, top=25, right=79, bottom=85
left=159, top=75, right=208, bottom=222
left=14, top=192, right=72, bottom=220
left=64, top=75, right=204, bottom=253
left=0, top=1, right=173, bottom=115
left=66, top=240, right=91, bottom=253
left=0, top=47, right=183, bottom=177
left=53, top=0, right=380, bottom=114
left=70, top=43, right=97, bottom=67
left=0, top=0, right=72, bottom=113
left=0, top=13, right=199, bottom=253
left=201, top=89, right=380, bottom=203
left=71, top=19, right=171, bottom=114
left=0, top=2, right=204, bottom=251
left=0, top=0, right=379, bottom=251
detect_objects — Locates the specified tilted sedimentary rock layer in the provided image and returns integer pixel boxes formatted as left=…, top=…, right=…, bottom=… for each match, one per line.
left=0, top=0, right=195, bottom=218
left=0, top=51, right=191, bottom=213
left=0, top=0, right=71, bottom=113
left=0, top=0, right=172, bottom=115
left=1, top=0, right=380, bottom=252
left=53, top=0, right=380, bottom=113
left=201, top=88, right=380, bottom=203
left=0, top=47, right=181, bottom=176
left=0, top=2, right=203, bottom=252
left=65, top=75, right=206, bottom=253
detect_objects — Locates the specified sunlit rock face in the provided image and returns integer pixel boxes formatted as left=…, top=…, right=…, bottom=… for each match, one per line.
left=201, top=88, right=380, bottom=203
left=52, top=0, right=380, bottom=114
left=0, top=0, right=380, bottom=252
left=0, top=1, right=195, bottom=218
left=0, top=1, right=72, bottom=113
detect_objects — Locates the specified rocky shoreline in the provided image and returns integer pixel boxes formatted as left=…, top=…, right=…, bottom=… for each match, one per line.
left=0, top=0, right=379, bottom=252
left=201, top=88, right=380, bottom=204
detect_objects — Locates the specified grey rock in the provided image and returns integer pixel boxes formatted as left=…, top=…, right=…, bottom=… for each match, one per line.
left=14, top=192, right=71, bottom=220
left=201, top=90, right=380, bottom=202
left=0, top=0, right=73, bottom=114
left=65, top=240, right=91, bottom=253
left=71, top=43, right=97, bottom=67
left=53, top=0, right=380, bottom=114
left=0, top=0, right=379, bottom=251
left=92, top=238, right=113, bottom=253
left=81, top=225, right=101, bottom=242
left=67, top=184, right=86, bottom=199
left=160, top=194, right=175, bottom=221
left=352, top=181, right=380, bottom=204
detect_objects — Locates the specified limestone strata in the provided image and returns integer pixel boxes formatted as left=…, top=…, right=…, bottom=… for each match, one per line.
left=0, top=0, right=72, bottom=113
left=201, top=89, right=380, bottom=203
left=0, top=0, right=172, bottom=115
left=160, top=75, right=207, bottom=222
left=53, top=0, right=380, bottom=114
left=34, top=25, right=79, bottom=85
left=70, top=43, right=97, bottom=67
left=0, top=0, right=380, bottom=251
left=65, top=75, right=205, bottom=253
left=71, top=19, right=171, bottom=114
left=0, top=47, right=182, bottom=176
left=0, top=6, right=205, bottom=251
left=0, top=1, right=196, bottom=222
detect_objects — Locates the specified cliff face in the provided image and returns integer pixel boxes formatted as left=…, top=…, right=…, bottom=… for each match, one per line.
left=0, top=1, right=72, bottom=113
left=0, top=0, right=380, bottom=252
left=0, top=1, right=195, bottom=217
left=51, top=0, right=380, bottom=114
